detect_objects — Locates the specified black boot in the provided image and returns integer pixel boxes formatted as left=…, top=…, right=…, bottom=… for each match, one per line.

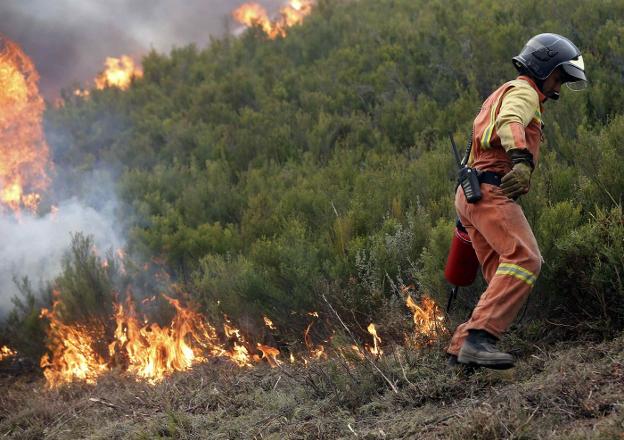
left=446, top=353, right=478, bottom=373
left=458, top=329, right=515, bottom=370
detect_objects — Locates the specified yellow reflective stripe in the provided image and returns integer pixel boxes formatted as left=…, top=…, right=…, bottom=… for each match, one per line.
left=496, top=263, right=537, bottom=286
left=499, top=263, right=536, bottom=279
left=532, top=108, right=542, bottom=125
left=496, top=268, right=535, bottom=286
left=498, top=263, right=536, bottom=282
left=481, top=98, right=499, bottom=149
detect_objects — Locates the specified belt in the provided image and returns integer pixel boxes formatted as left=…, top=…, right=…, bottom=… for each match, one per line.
left=477, top=170, right=503, bottom=187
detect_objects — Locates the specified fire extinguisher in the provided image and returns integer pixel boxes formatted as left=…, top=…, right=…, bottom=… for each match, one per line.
left=444, top=219, right=480, bottom=312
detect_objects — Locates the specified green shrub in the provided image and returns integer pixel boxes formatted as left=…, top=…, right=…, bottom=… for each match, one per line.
left=31, top=0, right=624, bottom=345
left=543, top=206, right=624, bottom=333
left=53, top=233, right=115, bottom=324
left=2, top=278, right=51, bottom=360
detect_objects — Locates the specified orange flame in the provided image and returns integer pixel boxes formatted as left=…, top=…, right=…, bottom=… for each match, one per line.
left=39, top=297, right=109, bottom=387
left=263, top=316, right=276, bottom=330
left=303, top=318, right=327, bottom=360
left=0, top=345, right=16, bottom=361
left=37, top=284, right=445, bottom=387
left=94, top=55, right=142, bottom=90
left=223, top=317, right=254, bottom=367
left=0, top=35, right=51, bottom=216
left=73, top=88, right=90, bottom=98
left=350, top=344, right=365, bottom=359
left=366, top=323, right=382, bottom=356
left=40, top=290, right=278, bottom=388
left=257, top=343, right=281, bottom=367
left=233, top=0, right=314, bottom=39
left=108, top=294, right=224, bottom=382
left=405, top=294, right=447, bottom=345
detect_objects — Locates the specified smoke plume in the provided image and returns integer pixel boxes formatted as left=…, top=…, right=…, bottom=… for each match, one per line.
left=0, top=178, right=124, bottom=317
left=0, top=0, right=283, bottom=99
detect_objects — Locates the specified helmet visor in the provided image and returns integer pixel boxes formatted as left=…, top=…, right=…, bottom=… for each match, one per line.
left=565, top=80, right=588, bottom=91
left=562, top=56, right=587, bottom=91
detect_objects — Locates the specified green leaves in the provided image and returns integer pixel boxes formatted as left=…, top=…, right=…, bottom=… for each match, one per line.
left=37, top=0, right=624, bottom=335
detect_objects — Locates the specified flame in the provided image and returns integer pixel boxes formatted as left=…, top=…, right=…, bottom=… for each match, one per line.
left=40, top=290, right=276, bottom=388
left=405, top=294, right=447, bottom=345
left=115, top=248, right=126, bottom=260
left=366, top=323, right=383, bottom=356
left=257, top=343, right=281, bottom=367
left=94, top=55, right=142, bottom=90
left=350, top=344, right=365, bottom=359
left=223, top=317, right=254, bottom=367
left=303, top=319, right=327, bottom=360
left=263, top=316, right=276, bottom=330
left=0, top=345, right=16, bottom=361
left=0, top=35, right=50, bottom=216
left=233, top=0, right=314, bottom=39
left=108, top=294, right=222, bottom=382
left=73, top=88, right=90, bottom=98
left=39, top=297, right=109, bottom=388
left=37, top=281, right=445, bottom=387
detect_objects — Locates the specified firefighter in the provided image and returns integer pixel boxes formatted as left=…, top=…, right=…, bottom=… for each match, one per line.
left=447, top=33, right=587, bottom=369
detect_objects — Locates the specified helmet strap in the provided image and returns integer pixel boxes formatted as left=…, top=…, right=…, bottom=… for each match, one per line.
left=532, top=76, right=559, bottom=101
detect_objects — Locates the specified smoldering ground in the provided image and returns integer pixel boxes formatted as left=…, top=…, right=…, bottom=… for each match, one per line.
left=0, top=0, right=283, bottom=99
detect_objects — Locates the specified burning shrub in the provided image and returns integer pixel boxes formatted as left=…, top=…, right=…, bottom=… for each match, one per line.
left=0, top=34, right=51, bottom=216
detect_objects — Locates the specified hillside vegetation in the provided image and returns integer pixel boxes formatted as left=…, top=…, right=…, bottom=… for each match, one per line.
left=2, top=0, right=624, bottom=398
left=2, top=0, right=624, bottom=438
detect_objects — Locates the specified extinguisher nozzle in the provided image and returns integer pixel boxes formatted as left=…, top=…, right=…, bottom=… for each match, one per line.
left=446, top=286, right=459, bottom=313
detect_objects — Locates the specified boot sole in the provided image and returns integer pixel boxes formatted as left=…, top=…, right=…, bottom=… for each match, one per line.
left=458, top=351, right=515, bottom=370
left=447, top=355, right=479, bottom=373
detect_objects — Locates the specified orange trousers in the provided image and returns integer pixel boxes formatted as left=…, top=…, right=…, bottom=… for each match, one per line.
left=447, top=184, right=542, bottom=356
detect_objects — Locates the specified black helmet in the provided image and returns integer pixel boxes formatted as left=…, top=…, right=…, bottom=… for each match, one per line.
left=512, top=33, right=587, bottom=91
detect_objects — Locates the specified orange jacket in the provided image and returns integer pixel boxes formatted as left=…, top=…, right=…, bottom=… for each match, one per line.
left=469, top=76, right=546, bottom=175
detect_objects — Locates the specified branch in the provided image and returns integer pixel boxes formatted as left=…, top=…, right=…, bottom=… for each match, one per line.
left=322, top=294, right=398, bottom=394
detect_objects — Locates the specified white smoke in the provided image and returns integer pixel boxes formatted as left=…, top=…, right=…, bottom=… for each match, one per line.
left=0, top=197, right=124, bottom=316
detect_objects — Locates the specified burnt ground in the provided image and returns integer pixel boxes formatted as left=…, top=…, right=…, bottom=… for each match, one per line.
left=1, top=333, right=623, bottom=439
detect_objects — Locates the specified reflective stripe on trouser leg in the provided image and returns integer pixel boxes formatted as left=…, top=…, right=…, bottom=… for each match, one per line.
left=495, top=263, right=537, bottom=286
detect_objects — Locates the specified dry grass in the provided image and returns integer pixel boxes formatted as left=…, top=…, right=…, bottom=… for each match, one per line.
left=1, top=334, right=623, bottom=440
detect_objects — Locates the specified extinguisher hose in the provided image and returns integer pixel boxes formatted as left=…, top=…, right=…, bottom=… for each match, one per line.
left=446, top=285, right=459, bottom=313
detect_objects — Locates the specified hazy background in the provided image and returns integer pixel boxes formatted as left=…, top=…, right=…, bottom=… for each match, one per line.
left=0, top=1, right=293, bottom=314
left=0, top=0, right=283, bottom=99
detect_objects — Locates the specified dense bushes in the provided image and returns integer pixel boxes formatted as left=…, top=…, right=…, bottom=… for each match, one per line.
left=545, top=206, right=624, bottom=333
left=14, top=0, right=624, bottom=343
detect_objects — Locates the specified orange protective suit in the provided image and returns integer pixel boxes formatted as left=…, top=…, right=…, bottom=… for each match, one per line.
left=447, top=76, right=546, bottom=356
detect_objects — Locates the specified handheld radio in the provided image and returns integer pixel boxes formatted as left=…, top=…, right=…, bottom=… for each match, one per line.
left=450, top=134, right=481, bottom=203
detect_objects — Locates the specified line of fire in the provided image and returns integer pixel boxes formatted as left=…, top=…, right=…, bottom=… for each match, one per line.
left=0, top=0, right=449, bottom=390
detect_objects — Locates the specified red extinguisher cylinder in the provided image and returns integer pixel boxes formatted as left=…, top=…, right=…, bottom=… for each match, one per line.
left=444, top=226, right=479, bottom=286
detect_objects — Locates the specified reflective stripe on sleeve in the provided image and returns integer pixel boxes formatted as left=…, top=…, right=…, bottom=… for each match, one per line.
left=495, top=262, right=537, bottom=286
left=480, top=98, right=498, bottom=149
